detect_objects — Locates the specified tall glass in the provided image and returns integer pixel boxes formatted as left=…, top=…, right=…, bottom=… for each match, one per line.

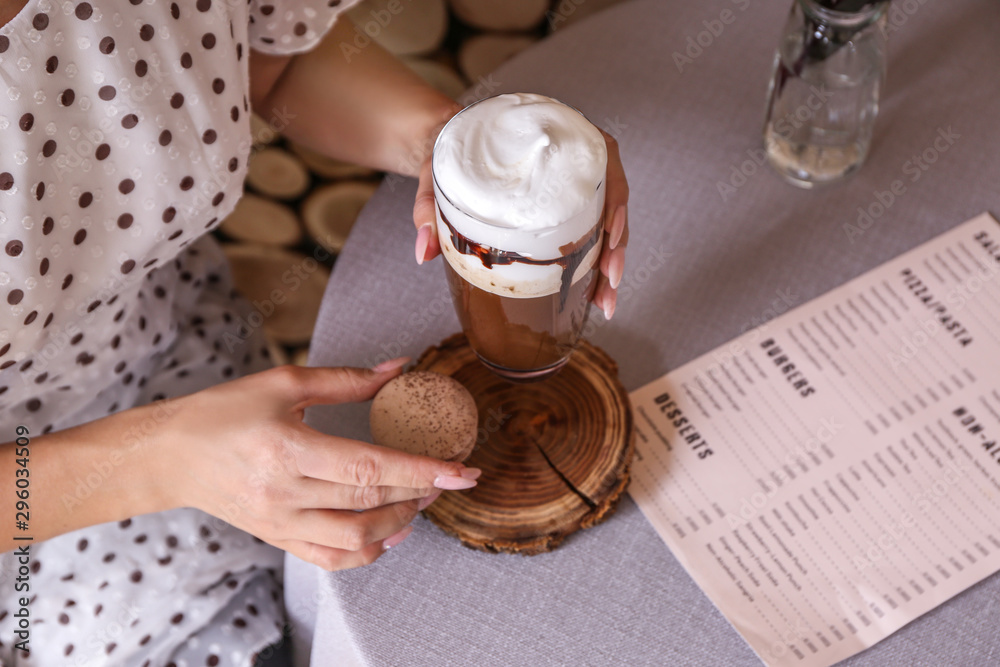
left=431, top=94, right=607, bottom=382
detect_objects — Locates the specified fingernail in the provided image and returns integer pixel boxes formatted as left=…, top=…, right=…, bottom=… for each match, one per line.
left=415, top=224, right=432, bottom=265
left=603, top=290, right=617, bottom=320
left=459, top=467, right=482, bottom=480
left=434, top=475, right=477, bottom=491
left=417, top=490, right=443, bottom=510
left=382, top=525, right=413, bottom=550
left=372, top=356, right=410, bottom=373
left=609, top=247, right=625, bottom=290
left=610, top=207, right=626, bottom=249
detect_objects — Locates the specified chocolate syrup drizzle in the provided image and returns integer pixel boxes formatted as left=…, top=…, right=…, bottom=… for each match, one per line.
left=440, top=211, right=602, bottom=308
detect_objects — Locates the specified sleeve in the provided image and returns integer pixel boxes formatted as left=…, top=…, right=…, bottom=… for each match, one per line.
left=248, top=0, right=363, bottom=56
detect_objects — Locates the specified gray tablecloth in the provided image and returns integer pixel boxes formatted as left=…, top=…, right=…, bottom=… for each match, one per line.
left=286, top=0, right=1000, bottom=664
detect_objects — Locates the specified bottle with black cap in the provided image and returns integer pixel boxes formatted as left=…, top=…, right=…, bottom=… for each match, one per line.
left=762, top=0, right=891, bottom=188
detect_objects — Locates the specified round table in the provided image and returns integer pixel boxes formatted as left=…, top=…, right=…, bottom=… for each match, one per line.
left=286, top=0, right=1000, bottom=664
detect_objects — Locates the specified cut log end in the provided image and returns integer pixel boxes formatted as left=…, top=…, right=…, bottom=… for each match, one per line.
left=347, top=0, right=447, bottom=56
left=220, top=194, right=303, bottom=247
left=250, top=112, right=280, bottom=147
left=403, top=58, right=468, bottom=101
left=223, top=244, right=330, bottom=345
left=417, top=333, right=634, bottom=555
left=246, top=147, right=311, bottom=201
left=300, top=181, right=379, bottom=255
left=458, top=34, right=537, bottom=83
left=291, top=346, right=310, bottom=367
left=288, top=142, right=378, bottom=181
left=448, top=0, right=549, bottom=31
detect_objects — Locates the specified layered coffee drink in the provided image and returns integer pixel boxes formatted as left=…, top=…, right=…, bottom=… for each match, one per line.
left=432, top=93, right=607, bottom=381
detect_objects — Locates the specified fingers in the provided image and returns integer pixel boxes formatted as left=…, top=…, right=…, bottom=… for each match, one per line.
left=293, top=498, right=421, bottom=551
left=591, top=131, right=630, bottom=320
left=293, top=430, right=477, bottom=491
left=279, top=531, right=410, bottom=572
left=296, top=477, right=435, bottom=511
left=599, top=243, right=626, bottom=291
left=592, top=273, right=617, bottom=320
left=278, top=362, right=407, bottom=410
left=413, top=159, right=441, bottom=264
left=601, top=131, right=630, bottom=246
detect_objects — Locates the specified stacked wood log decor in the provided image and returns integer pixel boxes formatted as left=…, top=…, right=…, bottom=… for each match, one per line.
left=223, top=0, right=628, bottom=363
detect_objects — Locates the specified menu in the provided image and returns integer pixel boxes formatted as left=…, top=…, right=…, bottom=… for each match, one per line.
left=629, top=212, right=1000, bottom=666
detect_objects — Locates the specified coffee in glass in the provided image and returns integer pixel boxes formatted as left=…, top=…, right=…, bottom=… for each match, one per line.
left=432, top=93, right=608, bottom=381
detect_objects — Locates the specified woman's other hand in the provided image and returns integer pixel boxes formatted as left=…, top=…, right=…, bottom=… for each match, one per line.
left=152, top=361, right=479, bottom=571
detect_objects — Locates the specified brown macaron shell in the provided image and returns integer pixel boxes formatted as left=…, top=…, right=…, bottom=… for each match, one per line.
left=370, top=371, right=479, bottom=462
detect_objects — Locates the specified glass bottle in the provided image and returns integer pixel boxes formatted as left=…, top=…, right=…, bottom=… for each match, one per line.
left=762, top=0, right=889, bottom=188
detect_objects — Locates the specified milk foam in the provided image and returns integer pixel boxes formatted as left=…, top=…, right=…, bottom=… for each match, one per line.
left=432, top=94, right=607, bottom=298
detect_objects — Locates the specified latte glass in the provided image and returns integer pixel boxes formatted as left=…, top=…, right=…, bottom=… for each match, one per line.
left=431, top=95, right=607, bottom=382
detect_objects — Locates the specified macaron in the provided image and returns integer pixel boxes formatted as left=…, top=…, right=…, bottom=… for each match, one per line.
left=370, top=371, right=479, bottom=462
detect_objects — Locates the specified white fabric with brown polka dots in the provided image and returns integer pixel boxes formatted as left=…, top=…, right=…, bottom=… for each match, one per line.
left=0, top=0, right=358, bottom=664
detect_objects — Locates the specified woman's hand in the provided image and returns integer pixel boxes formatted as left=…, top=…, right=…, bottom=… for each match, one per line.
left=412, top=129, right=630, bottom=319
left=151, top=361, right=479, bottom=571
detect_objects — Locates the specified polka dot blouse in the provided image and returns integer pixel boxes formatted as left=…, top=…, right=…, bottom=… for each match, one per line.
left=0, top=0, right=358, bottom=664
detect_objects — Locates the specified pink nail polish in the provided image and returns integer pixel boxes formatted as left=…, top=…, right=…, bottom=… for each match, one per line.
left=609, top=248, right=624, bottom=289
left=372, top=356, right=410, bottom=373
left=415, top=224, right=432, bottom=265
left=383, top=525, right=413, bottom=550
left=418, top=490, right=443, bottom=510
left=603, top=290, right=617, bottom=320
left=610, top=207, right=626, bottom=249
left=434, top=475, right=477, bottom=491
left=459, top=468, right=482, bottom=481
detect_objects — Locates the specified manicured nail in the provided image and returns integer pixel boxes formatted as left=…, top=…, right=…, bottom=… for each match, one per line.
left=415, top=224, right=432, bottom=265
left=417, top=490, right=443, bottom=510
left=609, top=246, right=625, bottom=289
left=603, top=289, right=617, bottom=320
left=372, top=356, right=410, bottom=373
left=434, top=475, right=477, bottom=490
left=383, top=525, right=413, bottom=550
left=609, top=207, right=626, bottom=249
left=460, top=467, right=482, bottom=480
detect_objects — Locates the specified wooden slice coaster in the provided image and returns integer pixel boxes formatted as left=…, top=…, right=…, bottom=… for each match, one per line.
left=415, top=333, right=634, bottom=555
left=246, top=147, right=311, bottom=200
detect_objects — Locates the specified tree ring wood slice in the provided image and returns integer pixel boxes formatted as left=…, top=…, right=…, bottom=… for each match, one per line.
left=220, top=193, right=303, bottom=247
left=301, top=181, right=379, bottom=255
left=458, top=34, right=537, bottom=83
left=448, top=0, right=549, bottom=31
left=403, top=58, right=468, bottom=101
left=415, top=333, right=634, bottom=555
left=246, top=147, right=311, bottom=201
left=347, top=0, right=448, bottom=56
left=288, top=142, right=378, bottom=181
left=250, top=112, right=280, bottom=147
left=223, top=244, right=330, bottom=345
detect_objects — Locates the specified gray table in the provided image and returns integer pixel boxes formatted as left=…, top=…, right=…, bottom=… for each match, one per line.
left=286, top=0, right=1000, bottom=664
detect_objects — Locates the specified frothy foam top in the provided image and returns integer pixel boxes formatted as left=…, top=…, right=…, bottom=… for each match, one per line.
left=433, top=94, right=607, bottom=236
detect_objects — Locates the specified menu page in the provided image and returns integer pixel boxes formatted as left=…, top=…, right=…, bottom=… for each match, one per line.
left=629, top=213, right=1000, bottom=667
